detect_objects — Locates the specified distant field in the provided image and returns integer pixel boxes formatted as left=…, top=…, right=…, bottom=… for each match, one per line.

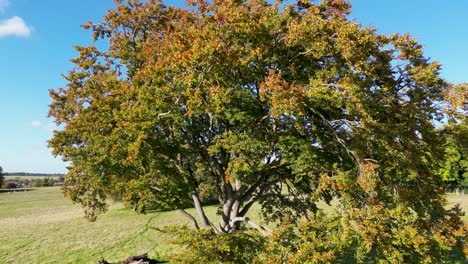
left=0, top=188, right=466, bottom=263
left=4, top=175, right=62, bottom=180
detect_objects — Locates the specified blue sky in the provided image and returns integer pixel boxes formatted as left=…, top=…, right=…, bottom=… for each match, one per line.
left=0, top=0, right=466, bottom=173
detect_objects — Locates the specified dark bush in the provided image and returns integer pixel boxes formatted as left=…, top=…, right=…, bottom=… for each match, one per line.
left=2, top=182, right=17, bottom=189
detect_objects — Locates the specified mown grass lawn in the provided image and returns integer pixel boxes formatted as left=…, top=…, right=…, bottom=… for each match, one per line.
left=0, top=187, right=227, bottom=263
left=0, top=187, right=467, bottom=263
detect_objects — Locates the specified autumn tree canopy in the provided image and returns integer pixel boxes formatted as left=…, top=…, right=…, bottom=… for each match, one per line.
left=49, top=0, right=467, bottom=261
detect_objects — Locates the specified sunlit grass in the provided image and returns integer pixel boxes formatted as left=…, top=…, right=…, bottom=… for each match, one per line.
left=447, top=194, right=468, bottom=222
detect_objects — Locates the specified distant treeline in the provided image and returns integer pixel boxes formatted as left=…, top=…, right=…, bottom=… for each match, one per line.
left=4, top=172, right=65, bottom=177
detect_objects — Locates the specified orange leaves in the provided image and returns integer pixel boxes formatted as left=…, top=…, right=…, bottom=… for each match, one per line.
left=259, top=70, right=304, bottom=117
left=320, top=0, right=351, bottom=18
left=185, top=87, right=203, bottom=117
left=357, top=160, right=380, bottom=197
left=224, top=173, right=232, bottom=183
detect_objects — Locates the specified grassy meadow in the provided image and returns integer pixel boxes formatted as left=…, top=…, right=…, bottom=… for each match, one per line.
left=0, top=187, right=230, bottom=263
left=0, top=187, right=467, bottom=263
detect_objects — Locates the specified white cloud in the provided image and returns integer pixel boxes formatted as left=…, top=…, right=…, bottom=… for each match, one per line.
left=0, top=0, right=9, bottom=13
left=0, top=16, right=32, bottom=38
left=31, top=121, right=58, bottom=132
left=31, top=121, right=42, bottom=127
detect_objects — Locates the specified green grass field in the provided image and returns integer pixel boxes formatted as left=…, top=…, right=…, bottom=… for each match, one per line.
left=0, top=187, right=467, bottom=263
left=0, top=187, right=227, bottom=263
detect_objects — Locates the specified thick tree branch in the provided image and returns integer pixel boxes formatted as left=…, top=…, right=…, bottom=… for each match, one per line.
left=179, top=209, right=200, bottom=230
left=239, top=171, right=270, bottom=203
left=239, top=198, right=256, bottom=217
left=239, top=178, right=274, bottom=217
left=220, top=198, right=234, bottom=233
left=191, top=191, right=212, bottom=228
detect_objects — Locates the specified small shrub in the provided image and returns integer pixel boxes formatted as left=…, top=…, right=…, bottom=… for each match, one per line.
left=32, top=178, right=54, bottom=187
left=158, top=226, right=267, bottom=264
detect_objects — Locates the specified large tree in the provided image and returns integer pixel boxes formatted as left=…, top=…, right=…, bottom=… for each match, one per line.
left=49, top=2, right=466, bottom=257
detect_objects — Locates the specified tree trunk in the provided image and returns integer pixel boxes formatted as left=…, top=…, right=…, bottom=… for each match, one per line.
left=219, top=198, right=245, bottom=233
left=229, top=200, right=241, bottom=231
left=220, top=198, right=234, bottom=233
left=191, top=191, right=212, bottom=228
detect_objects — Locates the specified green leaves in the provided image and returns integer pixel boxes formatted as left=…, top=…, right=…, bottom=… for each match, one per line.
left=160, top=226, right=267, bottom=264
